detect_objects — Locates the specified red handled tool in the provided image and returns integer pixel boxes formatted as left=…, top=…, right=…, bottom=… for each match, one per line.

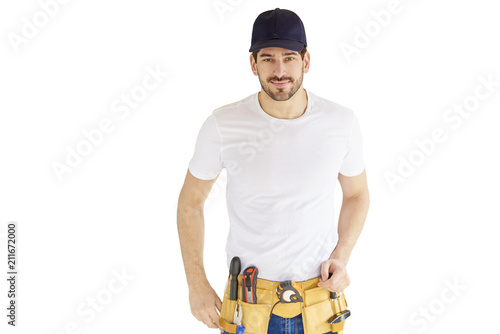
left=241, top=266, right=258, bottom=304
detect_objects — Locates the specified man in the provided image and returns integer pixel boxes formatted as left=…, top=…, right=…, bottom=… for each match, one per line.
left=177, top=8, right=369, bottom=334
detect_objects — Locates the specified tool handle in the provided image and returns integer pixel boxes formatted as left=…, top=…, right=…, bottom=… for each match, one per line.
left=328, top=273, right=337, bottom=299
left=229, top=257, right=241, bottom=300
left=242, top=266, right=258, bottom=304
left=230, top=276, right=238, bottom=300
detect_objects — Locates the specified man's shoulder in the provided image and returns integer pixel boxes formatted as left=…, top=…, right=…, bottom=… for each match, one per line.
left=309, top=90, right=355, bottom=120
left=309, top=91, right=353, bottom=113
left=212, top=93, right=257, bottom=117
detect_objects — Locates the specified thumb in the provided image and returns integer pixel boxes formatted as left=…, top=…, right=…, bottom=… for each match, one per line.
left=320, top=261, right=330, bottom=281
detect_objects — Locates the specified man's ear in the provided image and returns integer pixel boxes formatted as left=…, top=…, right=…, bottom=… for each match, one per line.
left=303, top=51, right=310, bottom=74
left=250, top=53, right=258, bottom=76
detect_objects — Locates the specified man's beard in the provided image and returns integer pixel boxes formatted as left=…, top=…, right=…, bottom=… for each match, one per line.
left=258, top=70, right=304, bottom=101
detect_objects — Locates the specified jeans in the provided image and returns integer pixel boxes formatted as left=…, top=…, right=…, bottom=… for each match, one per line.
left=267, top=314, right=337, bottom=334
left=224, top=313, right=337, bottom=334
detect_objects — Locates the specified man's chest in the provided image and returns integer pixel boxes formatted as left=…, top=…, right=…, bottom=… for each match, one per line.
left=220, top=120, right=349, bottom=191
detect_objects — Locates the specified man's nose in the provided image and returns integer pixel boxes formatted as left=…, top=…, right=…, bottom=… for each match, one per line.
left=273, top=60, right=287, bottom=77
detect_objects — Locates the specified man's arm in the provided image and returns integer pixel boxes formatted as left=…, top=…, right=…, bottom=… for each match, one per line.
left=318, top=170, right=370, bottom=292
left=177, top=169, right=221, bottom=329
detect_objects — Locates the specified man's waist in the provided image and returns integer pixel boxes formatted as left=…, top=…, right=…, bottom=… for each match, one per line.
left=235, top=274, right=321, bottom=293
left=226, top=246, right=333, bottom=282
left=224, top=274, right=348, bottom=320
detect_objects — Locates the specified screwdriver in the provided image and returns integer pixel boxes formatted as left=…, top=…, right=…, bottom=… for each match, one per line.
left=229, top=257, right=241, bottom=301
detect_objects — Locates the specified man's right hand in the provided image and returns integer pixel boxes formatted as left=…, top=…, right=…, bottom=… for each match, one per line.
left=178, top=170, right=223, bottom=329
left=189, top=282, right=223, bottom=329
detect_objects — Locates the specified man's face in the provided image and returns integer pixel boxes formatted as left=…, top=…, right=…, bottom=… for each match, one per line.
left=250, top=47, right=310, bottom=101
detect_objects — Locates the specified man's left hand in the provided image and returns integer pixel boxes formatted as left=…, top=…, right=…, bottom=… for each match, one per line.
left=317, top=259, right=350, bottom=292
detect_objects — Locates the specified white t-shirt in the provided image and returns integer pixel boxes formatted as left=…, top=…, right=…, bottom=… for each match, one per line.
left=188, top=89, right=365, bottom=282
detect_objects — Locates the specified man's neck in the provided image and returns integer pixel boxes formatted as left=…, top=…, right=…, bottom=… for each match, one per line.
left=258, top=88, right=308, bottom=120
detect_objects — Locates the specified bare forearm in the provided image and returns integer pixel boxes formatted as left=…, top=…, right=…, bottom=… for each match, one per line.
left=177, top=204, right=209, bottom=289
left=330, top=191, right=370, bottom=265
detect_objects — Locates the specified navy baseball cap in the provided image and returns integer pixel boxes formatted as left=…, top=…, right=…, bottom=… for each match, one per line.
left=249, top=8, right=307, bottom=53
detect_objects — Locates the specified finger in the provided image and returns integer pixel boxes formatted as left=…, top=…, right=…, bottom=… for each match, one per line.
left=207, top=319, right=219, bottom=328
left=207, top=306, right=221, bottom=329
left=215, top=295, right=222, bottom=312
left=320, top=261, right=330, bottom=281
left=329, top=271, right=343, bottom=289
left=320, top=271, right=340, bottom=291
left=318, top=279, right=335, bottom=292
left=331, top=272, right=349, bottom=291
left=199, top=308, right=217, bottom=329
left=200, top=313, right=211, bottom=328
left=203, top=316, right=219, bottom=329
left=191, top=308, right=203, bottom=322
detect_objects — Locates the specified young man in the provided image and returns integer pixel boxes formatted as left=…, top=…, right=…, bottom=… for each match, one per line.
left=177, top=8, right=369, bottom=334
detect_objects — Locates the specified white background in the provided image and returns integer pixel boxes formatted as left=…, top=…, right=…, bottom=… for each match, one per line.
left=1, top=0, right=499, bottom=333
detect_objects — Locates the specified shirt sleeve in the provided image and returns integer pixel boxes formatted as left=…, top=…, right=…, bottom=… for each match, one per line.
left=188, top=114, right=224, bottom=180
left=339, top=113, right=365, bottom=177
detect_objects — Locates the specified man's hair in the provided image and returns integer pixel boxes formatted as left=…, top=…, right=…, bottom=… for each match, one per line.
left=252, top=46, right=308, bottom=62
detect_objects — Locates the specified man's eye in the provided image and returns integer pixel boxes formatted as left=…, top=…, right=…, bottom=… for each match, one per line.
left=285, top=57, right=295, bottom=61
left=263, top=59, right=272, bottom=62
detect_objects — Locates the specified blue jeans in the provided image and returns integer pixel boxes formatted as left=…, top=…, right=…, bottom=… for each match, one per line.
left=267, top=314, right=337, bottom=334
left=224, top=313, right=337, bottom=334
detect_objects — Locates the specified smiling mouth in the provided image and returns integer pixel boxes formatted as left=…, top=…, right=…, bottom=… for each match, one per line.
left=271, top=80, right=290, bottom=88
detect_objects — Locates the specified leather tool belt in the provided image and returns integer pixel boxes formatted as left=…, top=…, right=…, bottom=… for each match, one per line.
left=219, top=274, right=348, bottom=334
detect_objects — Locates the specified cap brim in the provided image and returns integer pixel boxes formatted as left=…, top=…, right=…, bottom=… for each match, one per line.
left=249, top=39, right=305, bottom=53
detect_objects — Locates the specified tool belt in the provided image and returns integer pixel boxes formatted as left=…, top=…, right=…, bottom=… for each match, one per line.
left=219, top=274, right=348, bottom=334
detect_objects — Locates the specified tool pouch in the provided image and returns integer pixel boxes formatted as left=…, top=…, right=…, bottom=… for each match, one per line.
left=220, top=275, right=348, bottom=334
left=220, top=275, right=272, bottom=334
left=302, top=287, right=348, bottom=334
left=220, top=297, right=237, bottom=330
left=238, top=300, right=272, bottom=334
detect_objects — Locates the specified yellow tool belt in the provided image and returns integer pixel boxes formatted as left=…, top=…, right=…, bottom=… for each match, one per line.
left=219, top=274, right=348, bottom=334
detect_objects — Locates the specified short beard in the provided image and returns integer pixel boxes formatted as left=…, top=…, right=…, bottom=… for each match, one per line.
left=258, top=70, right=304, bottom=102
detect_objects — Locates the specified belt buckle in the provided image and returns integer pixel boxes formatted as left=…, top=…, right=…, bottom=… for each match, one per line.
left=276, top=280, right=304, bottom=303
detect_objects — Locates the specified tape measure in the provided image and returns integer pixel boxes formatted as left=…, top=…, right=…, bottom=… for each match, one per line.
left=276, top=280, right=303, bottom=303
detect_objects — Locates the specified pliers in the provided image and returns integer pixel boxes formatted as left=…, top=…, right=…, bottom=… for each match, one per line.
left=233, top=304, right=245, bottom=334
